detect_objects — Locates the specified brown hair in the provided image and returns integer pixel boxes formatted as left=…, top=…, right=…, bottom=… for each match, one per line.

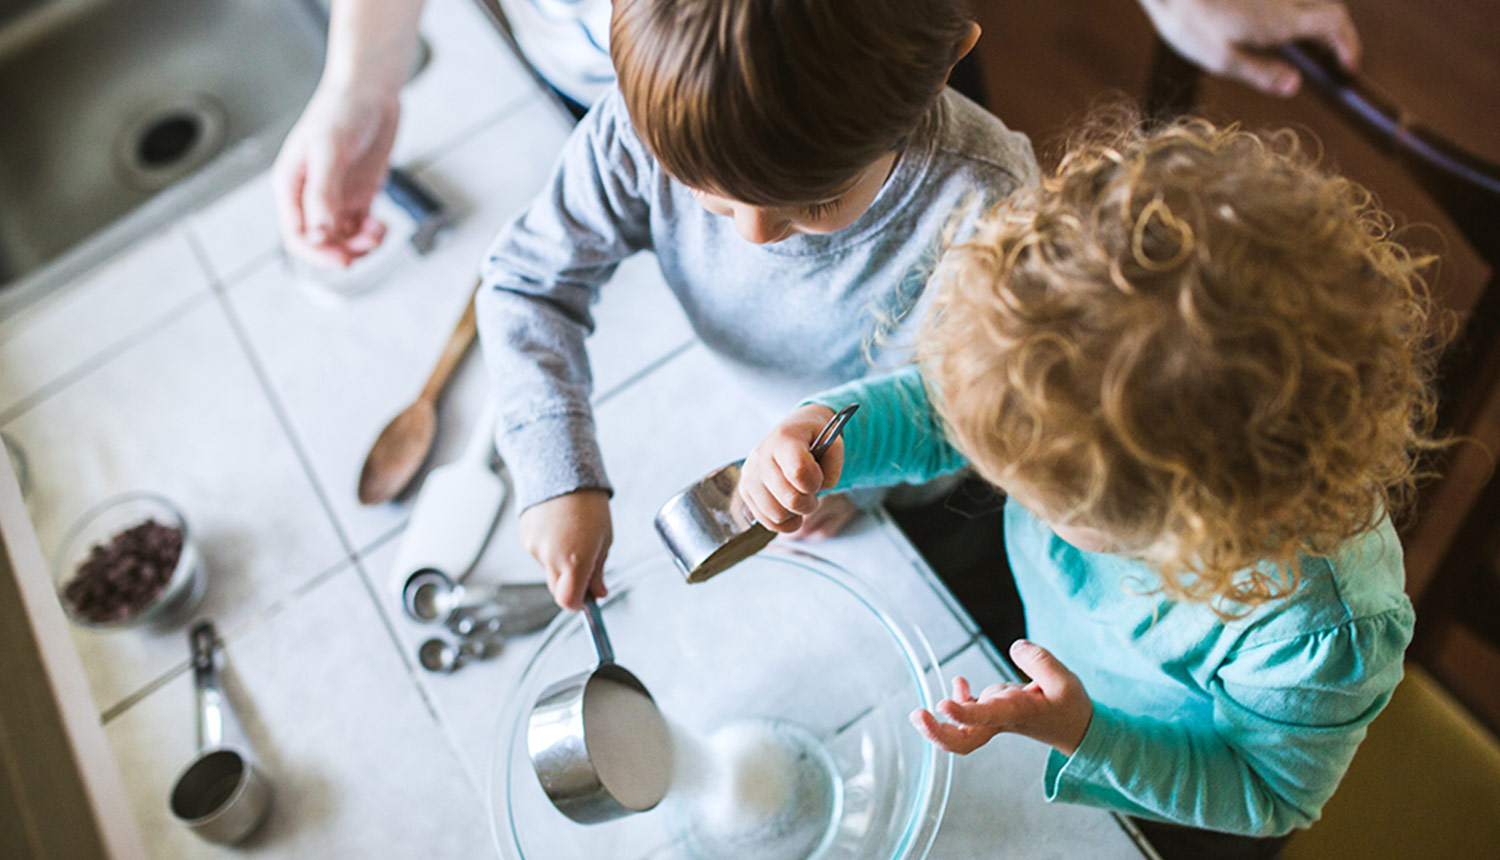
left=610, top=0, right=973, bottom=206
left=919, top=116, right=1441, bottom=610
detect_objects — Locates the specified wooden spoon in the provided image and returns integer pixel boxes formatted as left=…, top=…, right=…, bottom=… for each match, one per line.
left=358, top=281, right=480, bottom=505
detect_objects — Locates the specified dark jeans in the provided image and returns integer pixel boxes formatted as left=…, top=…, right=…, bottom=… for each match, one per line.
left=887, top=475, right=1024, bottom=653
left=887, top=476, right=1291, bottom=860
left=1132, top=819, right=1292, bottom=860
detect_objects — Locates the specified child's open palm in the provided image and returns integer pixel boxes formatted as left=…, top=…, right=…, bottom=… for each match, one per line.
left=911, top=640, right=1094, bottom=757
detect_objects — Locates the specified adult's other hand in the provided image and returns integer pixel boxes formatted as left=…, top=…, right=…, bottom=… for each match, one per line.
left=1139, top=0, right=1360, bottom=96
left=272, top=83, right=399, bottom=268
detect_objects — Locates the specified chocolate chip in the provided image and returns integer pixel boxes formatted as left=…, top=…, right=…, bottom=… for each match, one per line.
left=62, top=519, right=185, bottom=624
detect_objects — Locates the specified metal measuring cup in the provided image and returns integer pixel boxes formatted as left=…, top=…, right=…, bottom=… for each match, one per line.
left=168, top=621, right=273, bottom=844
left=401, top=567, right=559, bottom=637
left=526, top=597, right=672, bottom=823
left=655, top=403, right=859, bottom=583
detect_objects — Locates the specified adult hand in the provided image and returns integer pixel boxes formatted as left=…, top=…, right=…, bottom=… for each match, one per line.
left=520, top=489, right=613, bottom=611
left=910, top=640, right=1094, bottom=756
left=1138, top=0, right=1360, bottom=96
left=272, top=82, right=400, bottom=268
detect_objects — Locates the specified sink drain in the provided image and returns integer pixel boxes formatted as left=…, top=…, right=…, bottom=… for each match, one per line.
left=115, top=95, right=227, bottom=191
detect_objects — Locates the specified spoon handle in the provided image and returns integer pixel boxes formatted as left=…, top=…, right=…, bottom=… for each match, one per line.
left=418, top=279, right=480, bottom=404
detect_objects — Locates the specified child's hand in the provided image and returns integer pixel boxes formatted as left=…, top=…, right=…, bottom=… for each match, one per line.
left=739, top=404, right=845, bottom=534
left=787, top=492, right=860, bottom=541
left=910, top=640, right=1094, bottom=757
left=519, top=489, right=612, bottom=611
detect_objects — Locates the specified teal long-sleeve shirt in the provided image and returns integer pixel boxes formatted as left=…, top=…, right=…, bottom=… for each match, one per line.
left=809, top=366, right=1414, bottom=836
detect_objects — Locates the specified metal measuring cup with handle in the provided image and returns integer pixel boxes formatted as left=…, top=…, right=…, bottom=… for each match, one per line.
left=168, top=621, right=273, bottom=844
left=655, top=403, right=859, bottom=583
left=526, top=596, right=673, bottom=824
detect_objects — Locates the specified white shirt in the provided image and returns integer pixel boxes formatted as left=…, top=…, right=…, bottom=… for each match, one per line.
left=496, top=0, right=614, bottom=106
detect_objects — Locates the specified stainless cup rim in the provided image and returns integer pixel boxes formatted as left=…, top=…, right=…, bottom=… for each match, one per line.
left=169, top=747, right=256, bottom=823
left=167, top=621, right=273, bottom=843
left=654, top=404, right=858, bottom=583
left=526, top=599, right=670, bottom=823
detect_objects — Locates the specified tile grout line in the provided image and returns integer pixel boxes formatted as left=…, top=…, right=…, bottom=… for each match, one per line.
left=183, top=231, right=355, bottom=556
left=186, top=230, right=483, bottom=780
left=184, top=233, right=453, bottom=720
left=345, top=551, right=493, bottom=799
left=212, top=247, right=282, bottom=293
left=593, top=339, right=696, bottom=408
left=405, top=91, right=547, bottom=173
left=100, top=657, right=191, bottom=724
left=869, top=506, right=983, bottom=639
left=0, top=286, right=218, bottom=428
left=220, top=557, right=361, bottom=646
left=938, top=635, right=982, bottom=670
left=98, top=235, right=367, bottom=726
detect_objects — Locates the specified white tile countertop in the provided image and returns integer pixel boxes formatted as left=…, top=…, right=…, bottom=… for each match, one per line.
left=0, top=2, right=1157, bottom=857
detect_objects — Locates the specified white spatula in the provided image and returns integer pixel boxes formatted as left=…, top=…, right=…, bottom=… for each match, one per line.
left=390, top=399, right=505, bottom=596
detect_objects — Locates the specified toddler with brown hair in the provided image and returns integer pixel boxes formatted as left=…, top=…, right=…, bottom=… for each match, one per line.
left=738, top=117, right=1437, bottom=840
left=478, top=0, right=1036, bottom=610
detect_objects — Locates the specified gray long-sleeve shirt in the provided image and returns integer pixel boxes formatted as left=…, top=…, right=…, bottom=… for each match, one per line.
left=477, top=86, right=1037, bottom=510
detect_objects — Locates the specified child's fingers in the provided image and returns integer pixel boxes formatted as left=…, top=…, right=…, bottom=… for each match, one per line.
left=940, top=689, right=1028, bottom=729
left=1008, top=639, right=1081, bottom=699
left=771, top=443, right=824, bottom=496
left=552, top=563, right=590, bottom=612
left=740, top=479, right=800, bottom=532
left=761, top=459, right=820, bottom=516
left=787, top=494, right=856, bottom=540
left=909, top=708, right=994, bottom=755
left=978, top=681, right=1026, bottom=699
left=952, top=676, right=974, bottom=703
left=587, top=554, right=608, bottom=601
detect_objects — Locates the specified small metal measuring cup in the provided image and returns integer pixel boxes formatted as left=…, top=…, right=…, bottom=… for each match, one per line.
left=526, top=597, right=671, bottom=824
left=401, top=567, right=559, bottom=638
left=168, top=621, right=273, bottom=844
left=655, top=403, right=859, bottom=583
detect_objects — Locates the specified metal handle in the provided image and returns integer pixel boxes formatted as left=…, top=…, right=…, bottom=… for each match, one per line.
left=742, top=403, right=860, bottom=531
left=581, top=597, right=614, bottom=666
left=384, top=167, right=445, bottom=224
left=384, top=167, right=453, bottom=254
left=189, top=621, right=226, bottom=752
left=809, top=404, right=859, bottom=462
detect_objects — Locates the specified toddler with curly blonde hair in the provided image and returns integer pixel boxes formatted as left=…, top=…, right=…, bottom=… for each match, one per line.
left=737, top=117, right=1438, bottom=841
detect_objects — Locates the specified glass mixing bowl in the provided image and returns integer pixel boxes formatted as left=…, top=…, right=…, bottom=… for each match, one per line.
left=489, top=548, right=951, bottom=860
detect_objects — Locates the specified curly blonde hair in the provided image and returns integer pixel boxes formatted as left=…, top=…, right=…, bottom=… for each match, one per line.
left=919, top=117, right=1440, bottom=610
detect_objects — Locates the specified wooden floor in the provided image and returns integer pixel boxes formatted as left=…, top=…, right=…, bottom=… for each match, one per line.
left=970, top=0, right=1500, bottom=729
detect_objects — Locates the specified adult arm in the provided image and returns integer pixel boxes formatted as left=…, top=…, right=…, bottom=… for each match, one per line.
left=272, top=0, right=427, bottom=266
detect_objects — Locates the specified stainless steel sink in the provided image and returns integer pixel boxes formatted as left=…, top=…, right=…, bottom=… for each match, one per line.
left=0, top=0, right=328, bottom=307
